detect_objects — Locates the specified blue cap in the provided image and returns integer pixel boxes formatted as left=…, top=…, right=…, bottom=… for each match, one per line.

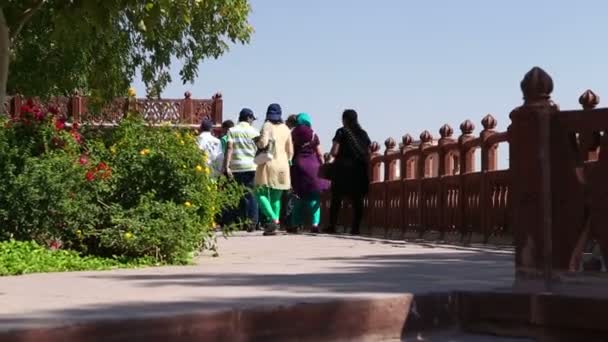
left=200, top=117, right=214, bottom=131
left=239, top=108, right=256, bottom=121
left=266, top=103, right=282, bottom=121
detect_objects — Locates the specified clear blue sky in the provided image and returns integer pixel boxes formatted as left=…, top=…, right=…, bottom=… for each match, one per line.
left=133, top=0, right=608, bottom=169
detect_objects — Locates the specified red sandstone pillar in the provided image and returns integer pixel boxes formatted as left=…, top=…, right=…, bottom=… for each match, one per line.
left=183, top=91, right=194, bottom=125
left=212, top=93, right=223, bottom=125
left=458, top=120, right=476, bottom=174
left=509, top=67, right=559, bottom=289
left=438, top=124, right=455, bottom=176
left=384, top=137, right=398, bottom=181
left=418, top=130, right=433, bottom=178
left=480, top=114, right=498, bottom=172
left=400, top=134, right=415, bottom=179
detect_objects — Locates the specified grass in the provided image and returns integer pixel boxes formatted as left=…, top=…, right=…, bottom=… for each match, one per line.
left=0, top=240, right=157, bottom=276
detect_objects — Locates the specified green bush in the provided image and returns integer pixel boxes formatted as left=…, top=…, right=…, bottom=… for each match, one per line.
left=0, top=102, right=244, bottom=264
left=0, top=240, right=154, bottom=276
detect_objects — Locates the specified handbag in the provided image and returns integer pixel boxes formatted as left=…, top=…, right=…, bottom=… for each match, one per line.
left=254, top=125, right=275, bottom=165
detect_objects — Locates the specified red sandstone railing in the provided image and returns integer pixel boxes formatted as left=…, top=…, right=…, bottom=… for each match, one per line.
left=2, top=92, right=223, bottom=127
left=320, top=115, right=510, bottom=244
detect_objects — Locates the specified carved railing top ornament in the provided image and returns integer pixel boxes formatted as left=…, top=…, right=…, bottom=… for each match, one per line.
left=521, top=66, right=553, bottom=103
left=385, top=137, right=397, bottom=153
left=370, top=141, right=381, bottom=154
left=460, top=119, right=475, bottom=135
left=481, top=114, right=497, bottom=131
left=420, top=130, right=433, bottom=144
left=439, top=124, right=454, bottom=139
left=402, top=133, right=413, bottom=147
left=579, top=89, right=600, bottom=110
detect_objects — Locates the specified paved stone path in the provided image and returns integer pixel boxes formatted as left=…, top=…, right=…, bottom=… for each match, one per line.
left=0, top=233, right=514, bottom=332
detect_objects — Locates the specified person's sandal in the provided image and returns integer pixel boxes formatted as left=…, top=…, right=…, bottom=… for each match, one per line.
left=263, top=222, right=279, bottom=236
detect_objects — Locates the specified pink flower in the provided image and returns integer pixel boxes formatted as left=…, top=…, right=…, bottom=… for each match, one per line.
left=33, top=109, right=45, bottom=121
left=78, top=155, right=89, bottom=165
left=71, top=131, right=82, bottom=144
left=49, top=240, right=61, bottom=250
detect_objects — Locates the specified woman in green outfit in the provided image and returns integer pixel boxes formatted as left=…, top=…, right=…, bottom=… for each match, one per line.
left=255, top=103, right=293, bottom=235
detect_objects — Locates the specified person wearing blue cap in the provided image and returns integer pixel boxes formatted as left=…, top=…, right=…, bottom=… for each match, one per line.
left=223, top=108, right=260, bottom=230
left=254, top=103, right=293, bottom=235
left=196, top=117, right=223, bottom=177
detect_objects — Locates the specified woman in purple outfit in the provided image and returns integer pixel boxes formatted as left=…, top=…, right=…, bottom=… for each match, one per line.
left=290, top=113, right=328, bottom=233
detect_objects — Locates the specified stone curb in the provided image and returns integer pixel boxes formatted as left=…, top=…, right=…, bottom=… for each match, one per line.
left=0, top=295, right=430, bottom=342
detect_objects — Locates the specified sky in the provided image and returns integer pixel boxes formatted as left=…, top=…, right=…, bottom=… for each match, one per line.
left=133, top=0, right=608, bottom=170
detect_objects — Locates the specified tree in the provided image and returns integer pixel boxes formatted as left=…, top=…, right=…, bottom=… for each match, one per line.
left=0, top=0, right=253, bottom=108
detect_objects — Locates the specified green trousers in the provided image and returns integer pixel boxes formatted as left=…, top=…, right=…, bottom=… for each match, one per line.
left=291, top=192, right=321, bottom=226
left=256, top=187, right=284, bottom=222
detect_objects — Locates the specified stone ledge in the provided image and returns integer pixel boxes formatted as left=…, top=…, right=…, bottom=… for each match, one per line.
left=0, top=295, right=418, bottom=342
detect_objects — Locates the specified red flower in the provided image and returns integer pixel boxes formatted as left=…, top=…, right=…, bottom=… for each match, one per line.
left=85, top=170, right=95, bottom=181
left=20, top=105, right=31, bottom=113
left=78, top=155, right=89, bottom=165
left=71, top=131, right=82, bottom=144
left=48, top=105, right=59, bottom=115
left=49, top=240, right=61, bottom=250
left=33, top=109, right=45, bottom=121
left=54, top=118, right=66, bottom=131
left=96, top=162, right=108, bottom=170
left=72, top=123, right=80, bottom=130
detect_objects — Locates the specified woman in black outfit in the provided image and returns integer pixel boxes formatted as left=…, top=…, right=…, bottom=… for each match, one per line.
left=326, top=109, right=371, bottom=235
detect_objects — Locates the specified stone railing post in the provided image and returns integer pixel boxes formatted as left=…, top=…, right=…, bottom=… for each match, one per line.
left=509, top=66, right=559, bottom=290
left=480, top=114, right=498, bottom=171
left=384, top=137, right=398, bottom=181
left=183, top=91, right=194, bottom=125
left=70, top=92, right=83, bottom=123
left=438, top=124, right=455, bottom=176
left=11, top=94, right=23, bottom=117
left=578, top=89, right=600, bottom=161
left=418, top=130, right=433, bottom=178
left=400, top=134, right=415, bottom=179
left=479, top=114, right=497, bottom=241
left=458, top=120, right=476, bottom=174
left=369, top=141, right=382, bottom=182
left=212, top=92, right=223, bottom=125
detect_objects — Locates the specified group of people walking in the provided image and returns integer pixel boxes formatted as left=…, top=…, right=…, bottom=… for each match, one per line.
left=197, top=104, right=372, bottom=236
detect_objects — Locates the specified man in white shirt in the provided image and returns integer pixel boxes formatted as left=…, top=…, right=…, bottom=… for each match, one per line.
left=196, top=117, right=223, bottom=177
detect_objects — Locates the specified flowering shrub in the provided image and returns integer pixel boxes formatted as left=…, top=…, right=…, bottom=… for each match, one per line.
left=0, top=104, right=243, bottom=264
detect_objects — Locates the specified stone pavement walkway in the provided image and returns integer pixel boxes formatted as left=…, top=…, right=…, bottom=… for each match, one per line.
left=0, top=233, right=514, bottom=332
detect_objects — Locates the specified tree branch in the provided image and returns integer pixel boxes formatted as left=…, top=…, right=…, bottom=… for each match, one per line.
left=10, top=0, right=46, bottom=40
